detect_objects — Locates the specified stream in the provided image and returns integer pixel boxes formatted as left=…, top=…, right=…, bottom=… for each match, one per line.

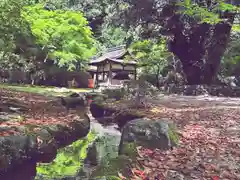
left=34, top=94, right=240, bottom=179
left=35, top=119, right=122, bottom=180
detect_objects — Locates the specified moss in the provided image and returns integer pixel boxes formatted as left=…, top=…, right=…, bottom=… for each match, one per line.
left=168, top=123, right=179, bottom=146
left=0, top=84, right=90, bottom=97
left=106, top=176, right=122, bottom=180
left=103, top=88, right=125, bottom=100
left=121, top=142, right=138, bottom=158
left=91, top=155, right=132, bottom=178
left=36, top=131, right=96, bottom=179
left=22, top=124, right=41, bottom=136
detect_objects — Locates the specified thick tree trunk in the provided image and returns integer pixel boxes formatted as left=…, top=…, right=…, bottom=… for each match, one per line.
left=169, top=13, right=235, bottom=85
left=202, top=13, right=235, bottom=84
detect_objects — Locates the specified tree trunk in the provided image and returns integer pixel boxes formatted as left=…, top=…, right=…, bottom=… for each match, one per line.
left=168, top=13, right=235, bottom=85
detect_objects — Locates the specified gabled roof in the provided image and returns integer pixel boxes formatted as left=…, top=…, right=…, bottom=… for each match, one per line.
left=89, top=46, right=136, bottom=65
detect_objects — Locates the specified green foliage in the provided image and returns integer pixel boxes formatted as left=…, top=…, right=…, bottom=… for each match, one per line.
left=22, top=4, right=96, bottom=70
left=220, top=32, right=240, bottom=75
left=178, top=0, right=240, bottom=24
left=232, top=24, right=240, bottom=32
left=224, top=38, right=240, bottom=64
left=36, top=131, right=96, bottom=179
left=168, top=124, right=180, bottom=146
left=0, top=0, right=28, bottom=52
left=106, top=176, right=122, bottom=180
left=99, top=25, right=127, bottom=48
left=128, top=39, right=172, bottom=75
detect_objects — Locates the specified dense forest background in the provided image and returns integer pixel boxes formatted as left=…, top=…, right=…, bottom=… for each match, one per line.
left=0, top=0, right=239, bottom=87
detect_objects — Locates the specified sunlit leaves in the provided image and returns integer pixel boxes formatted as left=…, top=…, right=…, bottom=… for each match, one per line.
left=36, top=131, right=96, bottom=179
left=178, top=0, right=239, bottom=24
left=220, top=30, right=240, bottom=76
left=128, top=39, right=172, bottom=74
left=232, top=24, right=240, bottom=32
left=22, top=4, right=96, bottom=70
left=216, top=1, right=240, bottom=12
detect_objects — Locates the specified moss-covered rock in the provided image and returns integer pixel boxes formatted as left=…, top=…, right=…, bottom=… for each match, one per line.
left=0, top=114, right=91, bottom=175
left=114, top=111, right=144, bottom=129
left=90, top=155, right=132, bottom=178
left=84, top=126, right=121, bottom=166
left=90, top=100, right=106, bottom=118
left=31, top=128, right=58, bottom=163
left=102, top=88, right=125, bottom=100
left=0, top=136, right=37, bottom=173
left=119, top=118, right=179, bottom=155
left=89, top=97, right=116, bottom=119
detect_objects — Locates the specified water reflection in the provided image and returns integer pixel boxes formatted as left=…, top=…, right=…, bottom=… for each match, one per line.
left=35, top=131, right=96, bottom=179
left=0, top=122, right=125, bottom=180
left=35, top=121, right=122, bottom=179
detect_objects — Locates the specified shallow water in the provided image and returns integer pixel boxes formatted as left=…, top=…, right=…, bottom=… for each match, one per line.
left=35, top=121, right=121, bottom=180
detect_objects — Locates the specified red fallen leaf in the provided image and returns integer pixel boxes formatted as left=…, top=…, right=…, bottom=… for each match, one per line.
left=145, top=149, right=154, bottom=154
left=140, top=148, right=154, bottom=157
left=132, top=169, right=145, bottom=178
left=88, top=99, right=93, bottom=104
left=212, top=175, right=219, bottom=180
left=0, top=133, right=9, bottom=136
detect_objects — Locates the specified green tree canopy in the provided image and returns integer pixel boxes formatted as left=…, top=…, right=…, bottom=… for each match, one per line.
left=0, top=0, right=28, bottom=53
left=127, top=38, right=172, bottom=87
left=22, top=4, right=96, bottom=70
left=129, top=39, right=171, bottom=73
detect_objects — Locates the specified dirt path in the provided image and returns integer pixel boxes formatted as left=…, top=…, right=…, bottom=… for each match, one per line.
left=152, top=94, right=240, bottom=108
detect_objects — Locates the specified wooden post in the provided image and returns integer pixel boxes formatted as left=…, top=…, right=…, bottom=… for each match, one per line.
left=110, top=62, right=112, bottom=85
left=134, top=65, right=137, bottom=80
left=96, top=66, right=99, bottom=86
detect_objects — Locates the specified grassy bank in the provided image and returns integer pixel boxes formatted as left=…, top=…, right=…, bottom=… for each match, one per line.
left=0, top=83, right=92, bottom=96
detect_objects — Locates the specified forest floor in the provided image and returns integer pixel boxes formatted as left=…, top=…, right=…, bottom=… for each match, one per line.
left=0, top=87, right=87, bottom=137
left=122, top=95, right=240, bottom=180
left=0, top=86, right=239, bottom=179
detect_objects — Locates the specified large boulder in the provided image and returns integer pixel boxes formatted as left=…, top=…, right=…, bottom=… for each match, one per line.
left=122, top=79, right=159, bottom=99
left=0, top=160, right=37, bottom=180
left=119, top=118, right=179, bottom=156
left=84, top=123, right=121, bottom=166
left=89, top=93, right=112, bottom=118
left=89, top=95, right=107, bottom=118
left=83, top=123, right=131, bottom=179
left=0, top=136, right=37, bottom=173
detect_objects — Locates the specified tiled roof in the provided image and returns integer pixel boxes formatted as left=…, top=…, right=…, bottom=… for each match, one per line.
left=89, top=46, right=136, bottom=65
